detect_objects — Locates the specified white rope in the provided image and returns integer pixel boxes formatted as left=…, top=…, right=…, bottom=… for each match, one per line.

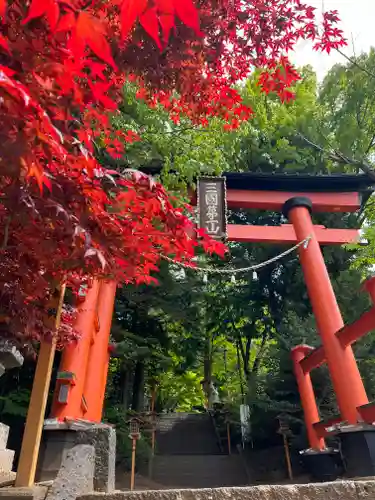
left=162, top=235, right=311, bottom=275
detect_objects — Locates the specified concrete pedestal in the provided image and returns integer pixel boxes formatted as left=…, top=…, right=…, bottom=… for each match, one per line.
left=37, top=421, right=115, bottom=493
left=300, top=449, right=343, bottom=482
left=37, top=430, right=76, bottom=482
left=339, top=425, right=375, bottom=478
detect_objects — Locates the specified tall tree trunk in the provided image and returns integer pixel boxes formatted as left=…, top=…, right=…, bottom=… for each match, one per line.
left=131, top=361, right=145, bottom=412
left=203, top=335, right=212, bottom=408
left=121, top=367, right=130, bottom=411
left=236, top=341, right=245, bottom=404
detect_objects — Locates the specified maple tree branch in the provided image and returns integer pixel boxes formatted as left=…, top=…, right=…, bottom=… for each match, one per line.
left=335, top=48, right=375, bottom=80
left=250, top=331, right=268, bottom=375
left=296, top=132, right=375, bottom=181
left=230, top=316, right=248, bottom=375
left=365, top=133, right=375, bottom=155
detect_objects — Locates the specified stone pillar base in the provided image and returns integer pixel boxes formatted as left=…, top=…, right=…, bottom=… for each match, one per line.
left=339, top=425, right=375, bottom=478
left=0, top=422, right=16, bottom=484
left=300, top=448, right=343, bottom=482
left=37, top=421, right=116, bottom=493
left=46, top=444, right=95, bottom=500
left=36, top=429, right=76, bottom=482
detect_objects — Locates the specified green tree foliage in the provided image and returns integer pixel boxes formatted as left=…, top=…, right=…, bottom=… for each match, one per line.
left=318, top=50, right=375, bottom=274
left=233, top=68, right=331, bottom=173
left=102, top=64, right=375, bottom=456
left=320, top=49, right=375, bottom=161
left=4, top=57, right=375, bottom=466
left=103, top=82, right=233, bottom=193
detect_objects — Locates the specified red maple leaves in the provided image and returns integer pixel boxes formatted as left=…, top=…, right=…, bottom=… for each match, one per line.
left=23, top=0, right=59, bottom=28
left=121, top=0, right=200, bottom=46
left=0, top=0, right=345, bottom=346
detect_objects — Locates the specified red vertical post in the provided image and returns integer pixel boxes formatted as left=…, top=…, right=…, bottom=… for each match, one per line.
left=284, top=198, right=368, bottom=424
left=291, top=346, right=325, bottom=450
left=51, top=280, right=101, bottom=421
left=363, top=277, right=375, bottom=305
left=83, top=280, right=117, bottom=422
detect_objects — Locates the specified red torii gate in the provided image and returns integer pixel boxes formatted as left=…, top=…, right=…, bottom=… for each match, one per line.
left=44, top=172, right=375, bottom=480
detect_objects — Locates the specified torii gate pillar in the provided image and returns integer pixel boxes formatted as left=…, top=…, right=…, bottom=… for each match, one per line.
left=283, top=197, right=368, bottom=424
left=291, top=345, right=325, bottom=451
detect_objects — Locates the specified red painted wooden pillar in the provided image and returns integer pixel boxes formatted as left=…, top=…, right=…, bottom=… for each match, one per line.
left=291, top=346, right=325, bottom=450
left=284, top=197, right=368, bottom=424
left=51, top=280, right=101, bottom=421
left=363, top=277, right=375, bottom=305
left=83, top=280, right=117, bottom=422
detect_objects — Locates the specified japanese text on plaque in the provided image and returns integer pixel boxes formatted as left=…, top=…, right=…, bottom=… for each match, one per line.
left=198, top=177, right=226, bottom=240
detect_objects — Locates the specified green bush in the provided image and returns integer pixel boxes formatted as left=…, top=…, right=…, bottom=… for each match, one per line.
left=103, top=405, right=151, bottom=470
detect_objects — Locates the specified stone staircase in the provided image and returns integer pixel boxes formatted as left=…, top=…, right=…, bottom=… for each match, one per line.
left=150, top=412, right=248, bottom=488
left=155, top=413, right=221, bottom=455
left=151, top=454, right=248, bottom=488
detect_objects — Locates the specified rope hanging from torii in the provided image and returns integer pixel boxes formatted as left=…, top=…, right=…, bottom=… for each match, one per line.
left=162, top=235, right=311, bottom=282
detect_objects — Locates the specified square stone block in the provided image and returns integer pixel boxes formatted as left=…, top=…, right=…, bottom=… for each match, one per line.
left=298, top=481, right=357, bottom=500
left=38, top=425, right=116, bottom=493
left=36, top=430, right=76, bottom=482
left=46, top=444, right=95, bottom=500
left=0, top=341, right=23, bottom=371
left=0, top=449, right=14, bottom=473
left=0, top=486, right=48, bottom=500
left=355, top=481, right=375, bottom=498
left=77, top=424, right=116, bottom=493
left=0, top=424, right=10, bottom=450
left=212, top=486, right=278, bottom=500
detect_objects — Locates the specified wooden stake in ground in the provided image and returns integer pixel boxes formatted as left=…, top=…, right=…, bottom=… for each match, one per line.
left=277, top=417, right=293, bottom=481
left=226, top=420, right=231, bottom=455
left=130, top=438, right=137, bottom=491
left=283, top=433, right=293, bottom=481
left=16, top=284, right=66, bottom=487
left=151, top=384, right=157, bottom=455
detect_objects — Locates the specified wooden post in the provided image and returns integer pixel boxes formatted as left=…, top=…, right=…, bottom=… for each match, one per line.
left=16, top=284, right=66, bottom=487
left=278, top=417, right=293, bottom=482
left=130, top=438, right=137, bottom=491
left=283, top=433, right=293, bottom=481
left=227, top=420, right=231, bottom=455
left=151, top=385, right=156, bottom=454
left=151, top=426, right=156, bottom=455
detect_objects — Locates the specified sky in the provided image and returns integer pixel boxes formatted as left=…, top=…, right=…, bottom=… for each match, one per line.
left=290, top=0, right=375, bottom=80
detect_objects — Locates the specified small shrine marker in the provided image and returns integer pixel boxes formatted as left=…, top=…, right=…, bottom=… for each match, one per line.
left=128, top=417, right=142, bottom=491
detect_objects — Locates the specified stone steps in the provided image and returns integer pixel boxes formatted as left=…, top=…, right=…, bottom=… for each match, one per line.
left=0, top=485, right=48, bottom=499
left=151, top=412, right=246, bottom=488
left=151, top=454, right=248, bottom=488
left=155, top=413, right=220, bottom=456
